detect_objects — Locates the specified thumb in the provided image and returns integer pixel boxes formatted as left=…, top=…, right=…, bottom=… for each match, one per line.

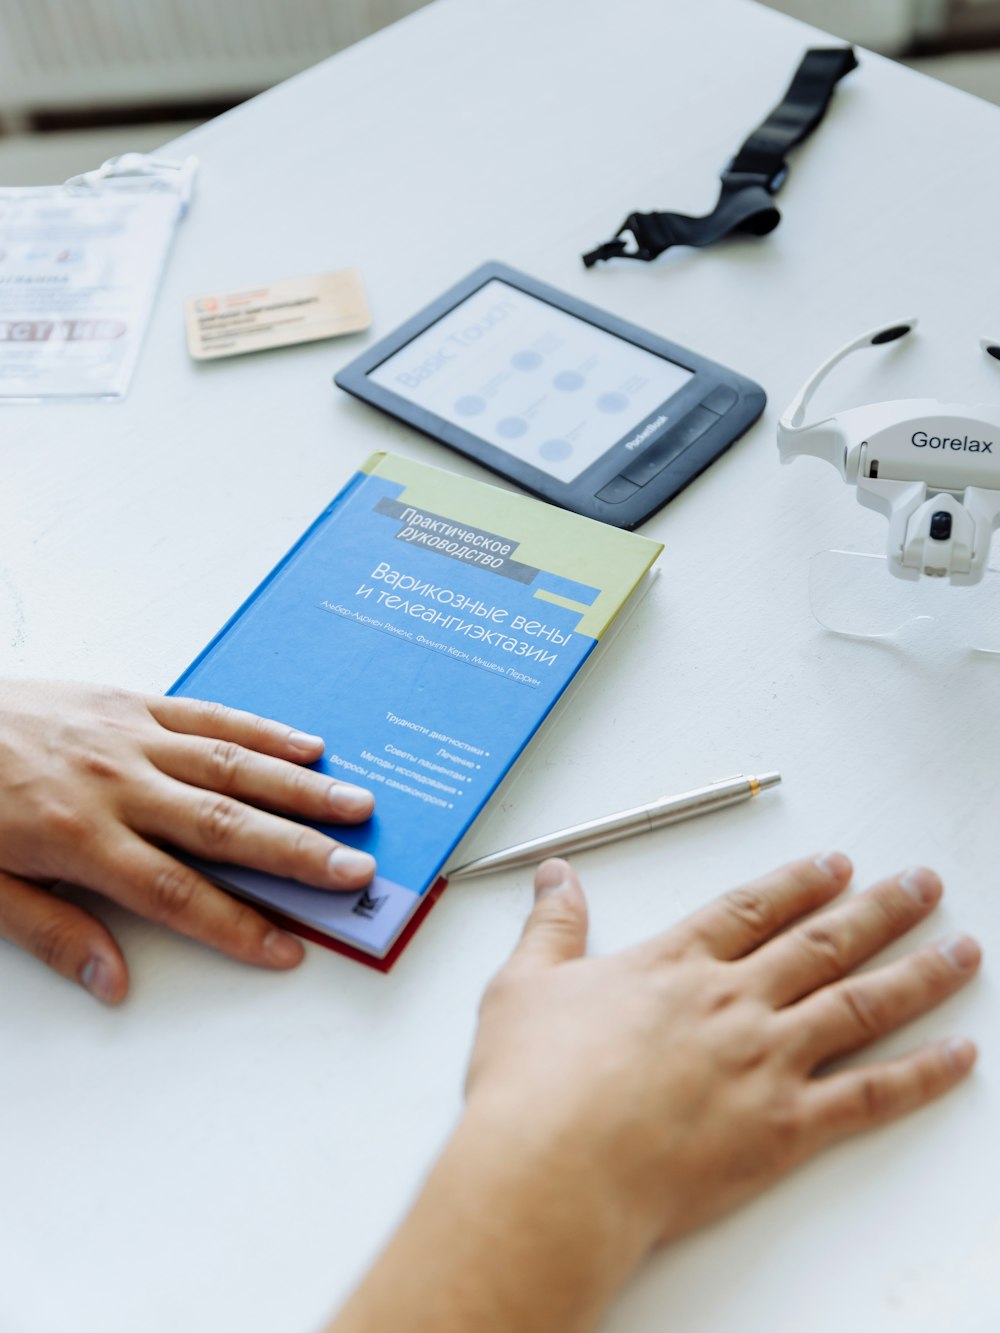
left=511, top=858, right=589, bottom=969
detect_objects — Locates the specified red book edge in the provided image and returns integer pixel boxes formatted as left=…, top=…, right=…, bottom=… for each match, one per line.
left=257, top=875, right=450, bottom=973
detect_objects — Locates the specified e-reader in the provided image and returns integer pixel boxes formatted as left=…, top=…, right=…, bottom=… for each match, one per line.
left=334, top=263, right=766, bottom=529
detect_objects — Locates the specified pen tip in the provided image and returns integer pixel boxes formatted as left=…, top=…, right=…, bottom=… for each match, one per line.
left=755, top=771, right=782, bottom=791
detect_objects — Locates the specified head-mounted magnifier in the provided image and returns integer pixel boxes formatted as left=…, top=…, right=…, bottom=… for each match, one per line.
left=778, top=320, right=1000, bottom=586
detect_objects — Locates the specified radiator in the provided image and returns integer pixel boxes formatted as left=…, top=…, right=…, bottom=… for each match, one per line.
left=0, top=0, right=432, bottom=115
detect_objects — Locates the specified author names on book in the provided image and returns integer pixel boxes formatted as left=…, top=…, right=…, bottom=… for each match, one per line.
left=319, top=599, right=546, bottom=688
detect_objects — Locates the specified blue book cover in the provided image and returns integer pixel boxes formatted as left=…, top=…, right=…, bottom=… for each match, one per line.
left=169, top=452, right=662, bottom=964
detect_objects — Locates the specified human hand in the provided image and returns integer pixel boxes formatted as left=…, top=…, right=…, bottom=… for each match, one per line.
left=0, top=679, right=377, bottom=1004
left=466, top=853, right=980, bottom=1282
left=327, top=854, right=980, bottom=1333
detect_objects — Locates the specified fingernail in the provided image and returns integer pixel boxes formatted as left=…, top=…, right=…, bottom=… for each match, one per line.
left=899, top=866, right=942, bottom=905
left=263, top=928, right=304, bottom=966
left=938, top=934, right=981, bottom=972
left=80, top=955, right=116, bottom=1005
left=944, top=1037, right=977, bottom=1074
left=814, top=850, right=851, bottom=879
left=328, top=846, right=376, bottom=885
left=288, top=729, right=324, bottom=752
left=328, top=783, right=374, bottom=817
left=535, top=859, right=570, bottom=898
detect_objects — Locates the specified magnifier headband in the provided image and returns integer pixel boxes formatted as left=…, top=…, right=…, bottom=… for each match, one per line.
left=778, top=320, right=1000, bottom=585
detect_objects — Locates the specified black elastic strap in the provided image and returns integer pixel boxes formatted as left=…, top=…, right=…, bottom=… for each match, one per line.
left=582, top=46, right=857, bottom=267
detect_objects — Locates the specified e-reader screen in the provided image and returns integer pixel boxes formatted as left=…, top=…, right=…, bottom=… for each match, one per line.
left=368, top=280, right=694, bottom=483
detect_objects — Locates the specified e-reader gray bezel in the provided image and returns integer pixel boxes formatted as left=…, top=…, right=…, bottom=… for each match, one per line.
left=334, top=262, right=766, bottom=529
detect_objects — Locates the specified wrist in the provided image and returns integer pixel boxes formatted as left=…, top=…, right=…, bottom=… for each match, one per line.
left=465, top=1073, right=669, bottom=1239
left=331, top=1101, right=653, bottom=1333
left=449, top=1095, right=656, bottom=1316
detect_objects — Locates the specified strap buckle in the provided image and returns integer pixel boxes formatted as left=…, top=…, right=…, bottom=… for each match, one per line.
left=614, top=214, right=659, bottom=262
left=582, top=218, right=657, bottom=268
left=581, top=236, right=631, bottom=268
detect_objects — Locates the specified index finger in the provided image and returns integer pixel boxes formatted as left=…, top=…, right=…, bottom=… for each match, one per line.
left=651, top=853, right=853, bottom=962
left=146, top=695, right=326, bottom=763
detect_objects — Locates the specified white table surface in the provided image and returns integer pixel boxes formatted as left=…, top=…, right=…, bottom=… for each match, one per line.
left=3, top=1, right=999, bottom=1329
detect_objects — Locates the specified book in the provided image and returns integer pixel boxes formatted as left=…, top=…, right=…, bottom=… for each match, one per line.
left=169, top=452, right=662, bottom=968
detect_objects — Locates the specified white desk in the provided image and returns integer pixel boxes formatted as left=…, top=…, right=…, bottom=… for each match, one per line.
left=2, top=1, right=999, bottom=1329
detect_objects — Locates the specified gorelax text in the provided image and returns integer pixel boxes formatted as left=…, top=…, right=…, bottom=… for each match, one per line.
left=912, top=430, right=992, bottom=453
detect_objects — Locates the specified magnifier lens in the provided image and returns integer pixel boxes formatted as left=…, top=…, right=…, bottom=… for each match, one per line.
left=809, top=550, right=916, bottom=637
left=809, top=549, right=1000, bottom=652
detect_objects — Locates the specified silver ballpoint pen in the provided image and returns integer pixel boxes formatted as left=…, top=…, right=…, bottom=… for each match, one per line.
left=447, top=772, right=781, bottom=879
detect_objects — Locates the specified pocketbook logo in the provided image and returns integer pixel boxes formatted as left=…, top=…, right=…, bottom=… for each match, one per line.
left=624, top=415, right=667, bottom=452
left=353, top=887, right=388, bottom=919
left=912, top=429, right=993, bottom=453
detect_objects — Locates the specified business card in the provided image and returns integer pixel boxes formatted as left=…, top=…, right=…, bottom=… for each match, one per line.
left=185, top=268, right=371, bottom=360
